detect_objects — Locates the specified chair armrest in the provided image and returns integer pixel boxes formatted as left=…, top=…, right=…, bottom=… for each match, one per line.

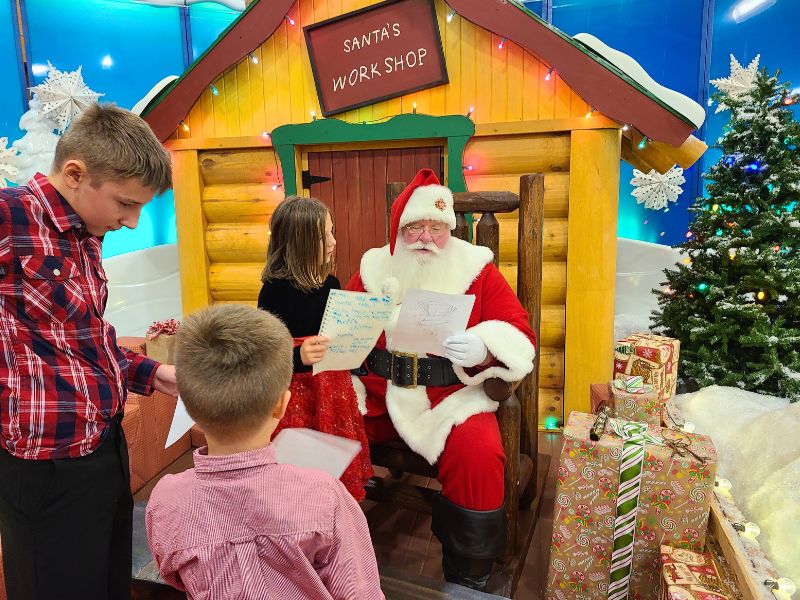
left=483, top=377, right=520, bottom=402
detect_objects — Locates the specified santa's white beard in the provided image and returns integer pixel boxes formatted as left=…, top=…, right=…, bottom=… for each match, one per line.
left=390, top=239, right=454, bottom=295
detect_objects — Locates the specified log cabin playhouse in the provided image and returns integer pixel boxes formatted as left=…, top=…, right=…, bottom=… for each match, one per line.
left=142, top=0, right=707, bottom=430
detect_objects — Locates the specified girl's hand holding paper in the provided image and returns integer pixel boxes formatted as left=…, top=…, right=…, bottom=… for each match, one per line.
left=299, top=335, right=330, bottom=366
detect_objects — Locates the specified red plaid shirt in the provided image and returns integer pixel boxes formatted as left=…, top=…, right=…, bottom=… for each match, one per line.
left=0, top=173, right=158, bottom=460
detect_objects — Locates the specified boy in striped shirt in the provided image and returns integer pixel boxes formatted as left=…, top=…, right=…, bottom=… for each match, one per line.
left=146, top=304, right=384, bottom=599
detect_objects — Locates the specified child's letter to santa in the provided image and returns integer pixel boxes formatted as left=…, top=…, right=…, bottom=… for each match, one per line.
left=314, top=289, right=395, bottom=374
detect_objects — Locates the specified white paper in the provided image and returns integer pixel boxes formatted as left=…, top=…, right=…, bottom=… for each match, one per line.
left=313, top=289, right=394, bottom=375
left=165, top=396, right=195, bottom=449
left=391, top=289, right=475, bottom=356
left=272, top=428, right=361, bottom=479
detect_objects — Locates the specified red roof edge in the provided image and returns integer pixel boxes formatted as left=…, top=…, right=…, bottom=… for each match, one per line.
left=146, top=0, right=697, bottom=147
left=450, top=0, right=696, bottom=146
left=144, top=0, right=296, bottom=142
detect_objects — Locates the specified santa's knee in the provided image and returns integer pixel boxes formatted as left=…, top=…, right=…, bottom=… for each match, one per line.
left=440, top=438, right=504, bottom=479
left=437, top=429, right=505, bottom=510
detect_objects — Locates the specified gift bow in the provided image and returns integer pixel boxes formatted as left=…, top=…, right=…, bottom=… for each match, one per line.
left=146, top=318, right=180, bottom=340
left=608, top=418, right=708, bottom=463
left=613, top=376, right=652, bottom=394
left=663, top=434, right=709, bottom=465
left=609, top=418, right=663, bottom=445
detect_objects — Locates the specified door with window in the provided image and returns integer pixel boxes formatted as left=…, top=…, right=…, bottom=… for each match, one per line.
left=304, top=146, right=444, bottom=284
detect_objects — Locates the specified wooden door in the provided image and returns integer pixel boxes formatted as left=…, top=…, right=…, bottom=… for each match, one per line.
left=305, top=146, right=443, bottom=284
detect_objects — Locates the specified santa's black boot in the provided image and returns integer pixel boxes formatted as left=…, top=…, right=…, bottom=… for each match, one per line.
left=431, top=493, right=504, bottom=591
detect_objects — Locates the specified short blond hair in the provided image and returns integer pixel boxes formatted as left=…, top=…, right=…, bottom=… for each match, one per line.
left=53, top=103, right=172, bottom=195
left=261, top=196, right=332, bottom=293
left=175, top=304, right=293, bottom=436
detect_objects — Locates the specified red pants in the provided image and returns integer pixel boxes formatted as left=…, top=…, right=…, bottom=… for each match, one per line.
left=364, top=411, right=505, bottom=511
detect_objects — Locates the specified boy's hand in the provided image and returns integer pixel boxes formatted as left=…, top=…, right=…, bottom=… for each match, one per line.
left=300, top=336, right=330, bottom=366
left=154, top=364, right=178, bottom=397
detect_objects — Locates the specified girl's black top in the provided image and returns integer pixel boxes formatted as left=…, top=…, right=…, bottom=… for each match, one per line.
left=257, top=274, right=340, bottom=372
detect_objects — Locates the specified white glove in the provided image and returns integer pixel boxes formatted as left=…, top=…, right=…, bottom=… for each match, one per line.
left=443, top=333, right=488, bottom=368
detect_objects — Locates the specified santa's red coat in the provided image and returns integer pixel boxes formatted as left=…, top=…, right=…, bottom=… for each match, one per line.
left=346, top=238, right=536, bottom=465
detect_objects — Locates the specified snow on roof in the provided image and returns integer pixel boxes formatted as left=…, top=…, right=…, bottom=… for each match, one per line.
left=573, top=33, right=706, bottom=130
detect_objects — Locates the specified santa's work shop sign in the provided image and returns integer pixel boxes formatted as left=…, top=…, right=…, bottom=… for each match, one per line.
left=304, top=0, right=448, bottom=117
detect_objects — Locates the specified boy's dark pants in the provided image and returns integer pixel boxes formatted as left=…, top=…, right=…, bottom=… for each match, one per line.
left=0, top=416, right=133, bottom=600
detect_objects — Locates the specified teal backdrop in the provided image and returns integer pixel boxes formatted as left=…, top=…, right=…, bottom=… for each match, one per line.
left=0, top=0, right=796, bottom=256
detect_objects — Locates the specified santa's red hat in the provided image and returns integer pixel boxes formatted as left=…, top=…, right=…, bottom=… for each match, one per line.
left=388, top=168, right=455, bottom=254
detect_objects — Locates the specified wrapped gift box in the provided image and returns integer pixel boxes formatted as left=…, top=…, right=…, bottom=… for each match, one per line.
left=545, top=412, right=717, bottom=600
left=612, top=375, right=663, bottom=425
left=659, top=545, right=730, bottom=600
left=614, top=333, right=680, bottom=401
left=145, top=319, right=179, bottom=364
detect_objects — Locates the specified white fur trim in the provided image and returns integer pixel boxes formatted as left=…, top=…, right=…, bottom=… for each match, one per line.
left=385, top=384, right=498, bottom=464
left=359, top=238, right=493, bottom=296
left=380, top=277, right=400, bottom=300
left=452, top=320, right=536, bottom=386
left=399, top=184, right=456, bottom=229
left=351, top=375, right=367, bottom=415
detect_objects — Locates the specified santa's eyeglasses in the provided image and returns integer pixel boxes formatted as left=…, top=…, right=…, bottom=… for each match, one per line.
left=402, top=223, right=449, bottom=237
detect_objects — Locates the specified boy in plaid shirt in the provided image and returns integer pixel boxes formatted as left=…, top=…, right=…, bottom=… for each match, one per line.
left=0, top=103, right=176, bottom=600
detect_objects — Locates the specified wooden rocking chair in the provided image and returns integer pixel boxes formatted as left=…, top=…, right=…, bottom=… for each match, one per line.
left=364, top=174, right=550, bottom=597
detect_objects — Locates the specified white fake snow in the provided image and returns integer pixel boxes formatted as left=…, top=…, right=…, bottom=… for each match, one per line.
left=676, top=386, right=800, bottom=594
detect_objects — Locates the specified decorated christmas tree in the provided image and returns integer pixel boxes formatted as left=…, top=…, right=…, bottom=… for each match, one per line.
left=10, top=97, right=60, bottom=184
left=652, top=55, right=800, bottom=401
left=4, top=62, right=102, bottom=185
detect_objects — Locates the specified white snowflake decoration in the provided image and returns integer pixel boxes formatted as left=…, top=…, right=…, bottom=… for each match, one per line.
left=710, top=54, right=760, bottom=113
left=29, top=62, right=103, bottom=132
left=630, top=165, right=685, bottom=211
left=0, top=137, right=19, bottom=187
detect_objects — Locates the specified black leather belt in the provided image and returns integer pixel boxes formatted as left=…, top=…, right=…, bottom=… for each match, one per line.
left=367, top=348, right=461, bottom=388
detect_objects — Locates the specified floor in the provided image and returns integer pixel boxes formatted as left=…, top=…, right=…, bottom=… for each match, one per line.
left=359, top=433, right=562, bottom=599
left=133, top=433, right=563, bottom=599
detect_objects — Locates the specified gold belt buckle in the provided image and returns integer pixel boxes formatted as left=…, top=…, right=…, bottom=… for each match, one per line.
left=390, top=351, right=418, bottom=389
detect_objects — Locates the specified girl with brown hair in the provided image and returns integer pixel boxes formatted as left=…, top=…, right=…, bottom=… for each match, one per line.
left=258, top=196, right=372, bottom=500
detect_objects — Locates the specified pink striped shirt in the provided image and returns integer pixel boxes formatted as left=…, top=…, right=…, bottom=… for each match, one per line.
left=146, top=444, right=384, bottom=600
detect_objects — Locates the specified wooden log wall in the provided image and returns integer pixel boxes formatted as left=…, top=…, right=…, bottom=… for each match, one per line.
left=190, top=133, right=570, bottom=428
left=464, top=132, right=569, bottom=427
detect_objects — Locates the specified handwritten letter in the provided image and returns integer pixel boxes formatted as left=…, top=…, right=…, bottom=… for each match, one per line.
left=313, top=289, right=394, bottom=374
left=165, top=396, right=195, bottom=449
left=273, top=428, right=362, bottom=478
left=391, top=289, right=475, bottom=356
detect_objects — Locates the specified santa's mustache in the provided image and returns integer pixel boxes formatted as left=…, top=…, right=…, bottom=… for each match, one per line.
left=404, top=240, right=442, bottom=254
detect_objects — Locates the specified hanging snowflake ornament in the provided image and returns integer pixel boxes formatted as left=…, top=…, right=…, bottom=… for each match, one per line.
left=29, top=62, right=103, bottom=132
left=709, top=54, right=760, bottom=113
left=630, top=165, right=685, bottom=211
left=0, top=137, right=19, bottom=187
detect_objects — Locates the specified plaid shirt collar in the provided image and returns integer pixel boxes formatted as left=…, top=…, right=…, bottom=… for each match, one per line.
left=30, top=172, right=86, bottom=234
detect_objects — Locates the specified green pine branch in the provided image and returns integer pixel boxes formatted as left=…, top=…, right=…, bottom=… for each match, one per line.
left=652, top=63, right=800, bottom=401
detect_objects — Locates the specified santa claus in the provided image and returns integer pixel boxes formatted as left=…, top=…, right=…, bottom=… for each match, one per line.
left=346, top=168, right=536, bottom=590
